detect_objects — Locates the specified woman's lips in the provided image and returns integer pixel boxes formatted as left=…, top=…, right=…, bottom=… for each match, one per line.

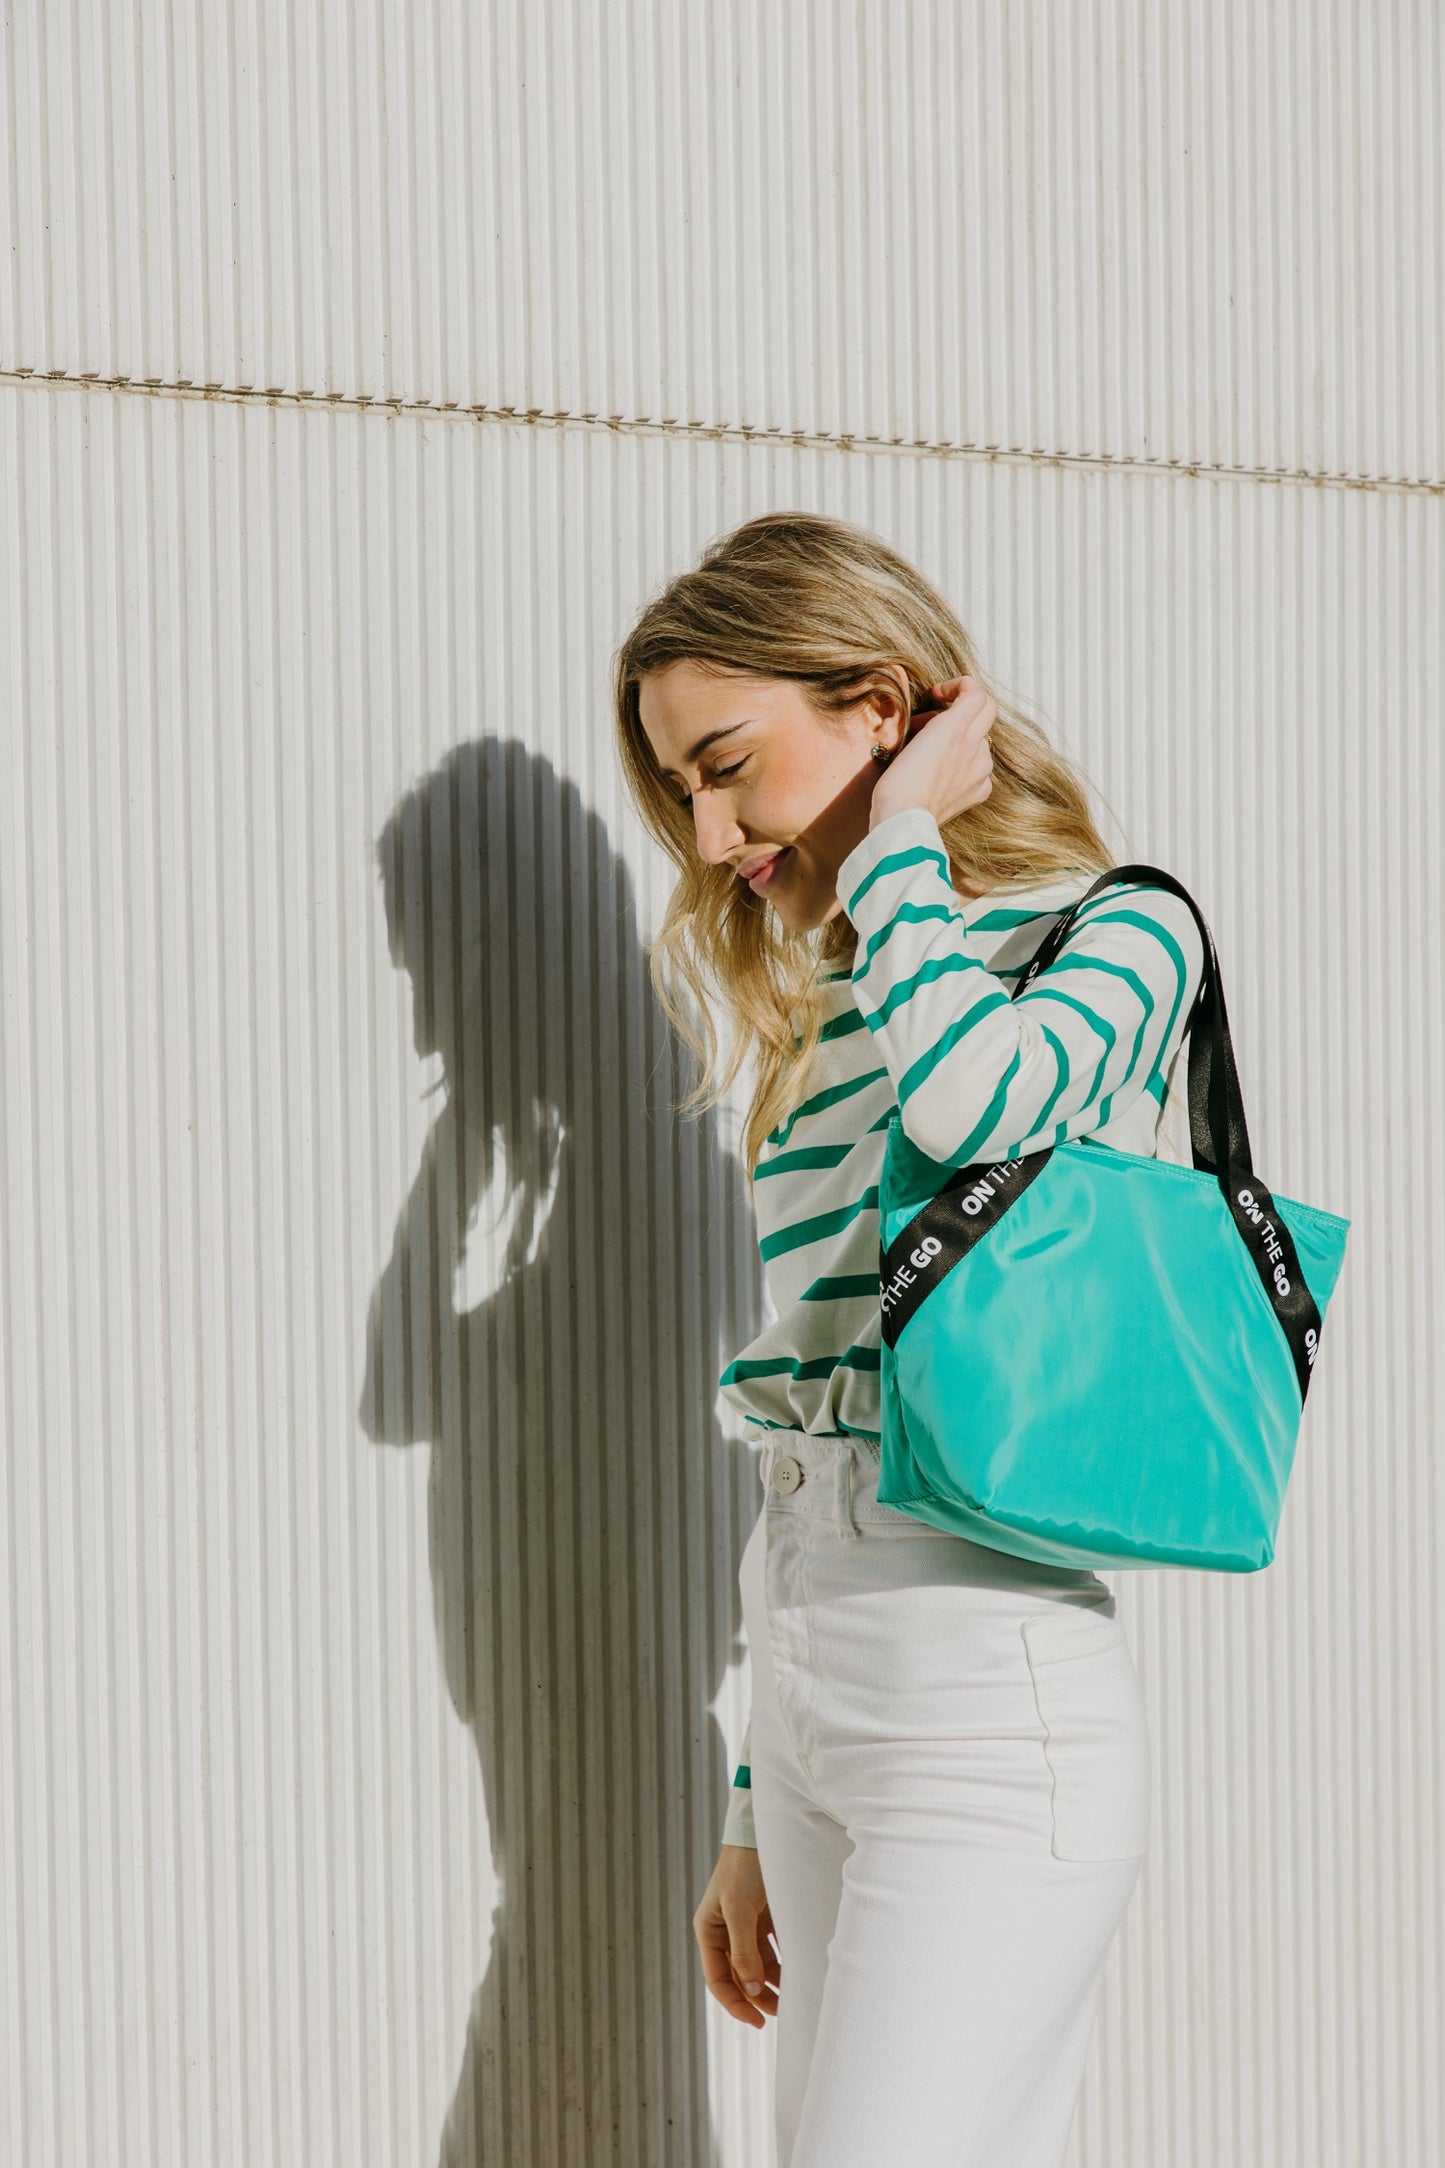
left=744, top=848, right=790, bottom=891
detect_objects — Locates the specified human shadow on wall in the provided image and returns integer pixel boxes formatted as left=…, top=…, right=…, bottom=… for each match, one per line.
left=357, top=736, right=766, bottom=2167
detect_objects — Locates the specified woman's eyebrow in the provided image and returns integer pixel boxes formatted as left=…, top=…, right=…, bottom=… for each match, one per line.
left=660, top=719, right=758, bottom=779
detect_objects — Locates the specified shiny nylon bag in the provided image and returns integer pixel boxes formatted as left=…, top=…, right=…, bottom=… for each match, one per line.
left=876, top=865, right=1352, bottom=1573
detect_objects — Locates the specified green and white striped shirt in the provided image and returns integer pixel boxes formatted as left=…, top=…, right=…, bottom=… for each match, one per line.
left=719, top=806, right=1206, bottom=1846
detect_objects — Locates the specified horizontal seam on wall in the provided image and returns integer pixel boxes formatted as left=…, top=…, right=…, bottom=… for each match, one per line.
left=4, top=367, right=1443, bottom=499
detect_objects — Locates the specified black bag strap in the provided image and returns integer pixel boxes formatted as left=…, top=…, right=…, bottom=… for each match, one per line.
left=878, top=863, right=1326, bottom=1407
left=1015, top=863, right=1322, bottom=1403
left=1012, top=863, right=1250, bottom=1182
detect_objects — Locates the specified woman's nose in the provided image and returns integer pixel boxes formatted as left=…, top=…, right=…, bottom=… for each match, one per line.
left=691, top=797, right=742, bottom=866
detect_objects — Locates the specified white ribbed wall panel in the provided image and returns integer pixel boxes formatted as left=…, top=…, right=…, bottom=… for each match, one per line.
left=1, top=0, right=1441, bottom=485
left=3, top=1, right=1442, bottom=2161
left=2, top=383, right=1438, bottom=2166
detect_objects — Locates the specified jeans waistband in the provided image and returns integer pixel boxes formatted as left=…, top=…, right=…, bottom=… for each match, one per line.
left=744, top=1427, right=1112, bottom=1595
left=748, top=1427, right=883, bottom=1542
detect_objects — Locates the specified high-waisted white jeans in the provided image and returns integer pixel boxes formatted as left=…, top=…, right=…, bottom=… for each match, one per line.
left=739, top=1427, right=1151, bottom=2168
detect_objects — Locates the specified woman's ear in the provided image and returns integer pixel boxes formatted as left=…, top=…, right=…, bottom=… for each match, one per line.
left=864, top=664, right=914, bottom=732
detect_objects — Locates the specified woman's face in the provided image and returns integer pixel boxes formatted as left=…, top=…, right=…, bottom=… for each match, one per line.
left=638, top=660, right=902, bottom=933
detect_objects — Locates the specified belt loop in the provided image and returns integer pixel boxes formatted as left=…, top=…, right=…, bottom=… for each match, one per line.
left=835, top=1444, right=860, bottom=1539
left=759, top=1439, right=776, bottom=1495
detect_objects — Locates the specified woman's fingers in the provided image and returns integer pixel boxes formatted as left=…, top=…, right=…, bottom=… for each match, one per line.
left=913, top=677, right=991, bottom=736
left=875, top=673, right=996, bottom=827
left=694, top=1852, right=782, bottom=2026
left=723, top=1894, right=781, bottom=2018
left=697, top=1917, right=766, bottom=2027
left=932, top=677, right=997, bottom=762
left=696, top=1895, right=780, bottom=2027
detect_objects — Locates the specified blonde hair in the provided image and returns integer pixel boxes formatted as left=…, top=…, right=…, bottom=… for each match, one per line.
left=612, top=510, right=1124, bottom=1177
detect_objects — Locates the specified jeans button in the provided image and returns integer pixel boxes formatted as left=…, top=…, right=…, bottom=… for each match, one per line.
left=771, top=1454, right=804, bottom=1494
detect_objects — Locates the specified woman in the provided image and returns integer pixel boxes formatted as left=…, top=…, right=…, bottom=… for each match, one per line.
left=612, top=511, right=1204, bottom=2167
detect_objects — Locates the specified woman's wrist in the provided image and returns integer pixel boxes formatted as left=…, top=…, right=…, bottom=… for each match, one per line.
left=868, top=789, right=934, bottom=832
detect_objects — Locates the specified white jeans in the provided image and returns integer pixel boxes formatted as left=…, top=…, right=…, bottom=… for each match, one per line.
left=740, top=1428, right=1150, bottom=2168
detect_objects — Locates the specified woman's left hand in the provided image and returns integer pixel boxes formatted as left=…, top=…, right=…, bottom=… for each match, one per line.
left=869, top=676, right=996, bottom=830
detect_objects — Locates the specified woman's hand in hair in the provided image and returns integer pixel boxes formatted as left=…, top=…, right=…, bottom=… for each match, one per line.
left=869, top=675, right=996, bottom=831
left=694, top=1845, right=781, bottom=2028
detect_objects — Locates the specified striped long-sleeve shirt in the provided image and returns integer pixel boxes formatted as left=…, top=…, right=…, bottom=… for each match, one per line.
left=718, top=806, right=1206, bottom=1846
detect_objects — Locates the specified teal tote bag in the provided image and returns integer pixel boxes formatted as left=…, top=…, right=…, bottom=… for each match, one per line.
left=876, top=864, right=1352, bottom=1574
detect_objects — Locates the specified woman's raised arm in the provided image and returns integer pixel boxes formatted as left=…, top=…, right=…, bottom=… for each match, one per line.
left=836, top=808, right=1205, bottom=1169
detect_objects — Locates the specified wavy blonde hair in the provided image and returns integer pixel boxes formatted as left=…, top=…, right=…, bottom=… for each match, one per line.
left=612, top=510, right=1125, bottom=1177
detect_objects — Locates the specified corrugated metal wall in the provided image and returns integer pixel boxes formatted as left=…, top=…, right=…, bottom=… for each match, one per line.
left=1, top=6, right=1438, bottom=2165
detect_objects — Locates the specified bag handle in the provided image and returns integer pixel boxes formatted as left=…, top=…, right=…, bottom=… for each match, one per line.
left=1010, top=862, right=1250, bottom=1187
left=1006, top=863, right=1325, bottom=1405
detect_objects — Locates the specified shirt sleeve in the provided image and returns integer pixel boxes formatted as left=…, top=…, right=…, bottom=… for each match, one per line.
left=835, top=807, right=1206, bottom=1168
left=721, top=1715, right=757, bottom=1847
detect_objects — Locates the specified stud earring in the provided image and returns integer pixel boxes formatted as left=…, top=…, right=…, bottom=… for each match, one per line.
left=870, top=743, right=892, bottom=763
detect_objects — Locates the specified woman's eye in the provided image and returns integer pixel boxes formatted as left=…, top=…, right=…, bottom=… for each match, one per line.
left=677, top=756, right=748, bottom=807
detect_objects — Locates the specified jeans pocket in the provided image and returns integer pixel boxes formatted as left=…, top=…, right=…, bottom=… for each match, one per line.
left=1021, top=1607, right=1151, bottom=1863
